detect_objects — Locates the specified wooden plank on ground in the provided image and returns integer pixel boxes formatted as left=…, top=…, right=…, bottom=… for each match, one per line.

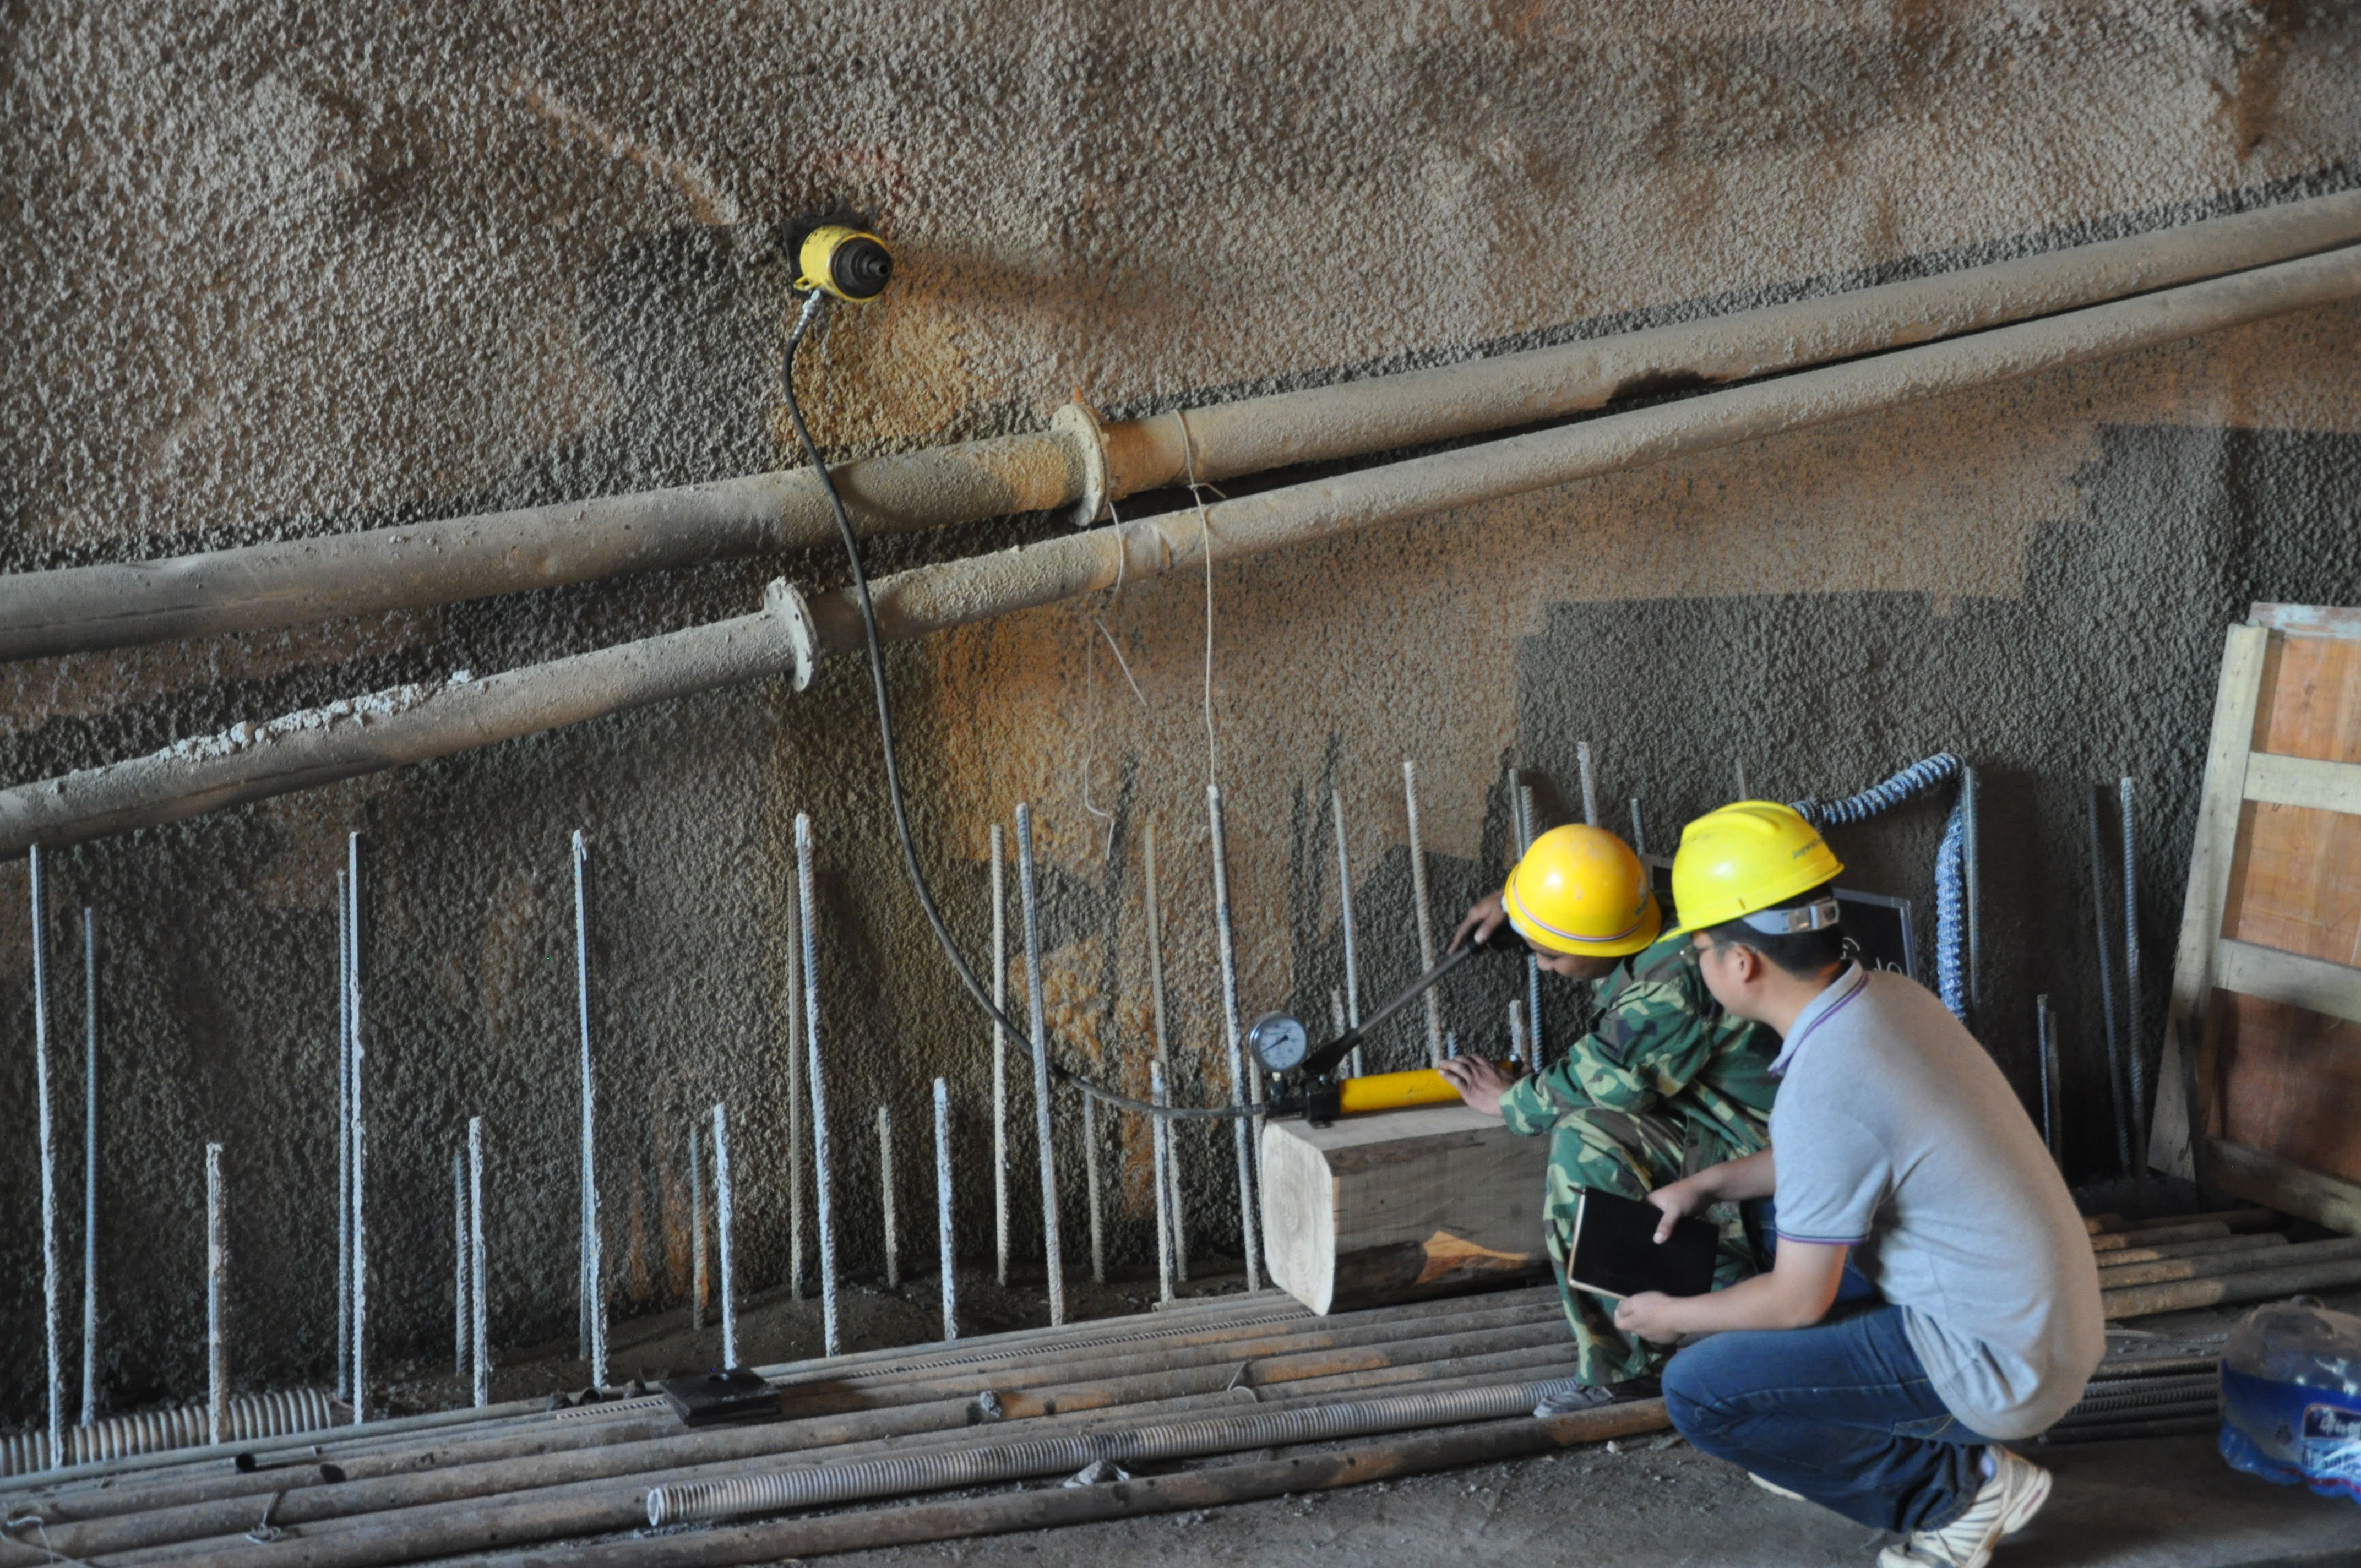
left=1261, top=1104, right=1550, bottom=1316
left=2202, top=1136, right=2361, bottom=1238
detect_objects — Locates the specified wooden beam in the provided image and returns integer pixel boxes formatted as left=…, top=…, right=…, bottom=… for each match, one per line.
left=2202, top=1137, right=2361, bottom=1237
left=2215, top=939, right=2361, bottom=1027
left=2243, top=752, right=2361, bottom=816
left=1260, top=1104, right=1551, bottom=1316
left=2154, top=623, right=2271, bottom=1179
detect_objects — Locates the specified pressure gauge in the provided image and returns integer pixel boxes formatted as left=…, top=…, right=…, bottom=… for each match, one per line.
left=1247, top=1012, right=1312, bottom=1075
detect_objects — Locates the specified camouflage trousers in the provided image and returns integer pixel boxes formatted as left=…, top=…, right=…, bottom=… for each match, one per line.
left=1544, top=1106, right=1764, bottom=1386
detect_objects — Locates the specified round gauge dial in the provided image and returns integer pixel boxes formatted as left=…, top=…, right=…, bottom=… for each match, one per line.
left=1247, top=1011, right=1311, bottom=1075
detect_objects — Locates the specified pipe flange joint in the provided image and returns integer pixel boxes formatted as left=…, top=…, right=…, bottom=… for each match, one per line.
left=1051, top=402, right=1111, bottom=529
left=763, top=578, right=822, bottom=692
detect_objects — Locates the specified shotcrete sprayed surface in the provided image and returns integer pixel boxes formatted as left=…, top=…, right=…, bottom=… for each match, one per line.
left=4, top=1, right=2361, bottom=1417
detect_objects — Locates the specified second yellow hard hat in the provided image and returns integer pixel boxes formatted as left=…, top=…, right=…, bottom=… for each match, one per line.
left=1504, top=824, right=1662, bottom=958
left=1664, top=801, right=1845, bottom=938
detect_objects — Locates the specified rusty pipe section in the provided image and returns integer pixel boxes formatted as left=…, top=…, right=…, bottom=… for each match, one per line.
left=2, top=241, right=2359, bottom=856
left=7, top=190, right=2361, bottom=665
left=1096, top=186, right=2361, bottom=496
left=0, top=608, right=806, bottom=853
left=0, top=431, right=1089, bottom=662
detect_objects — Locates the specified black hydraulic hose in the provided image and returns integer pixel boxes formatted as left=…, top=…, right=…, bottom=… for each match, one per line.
left=782, top=294, right=1260, bottom=1121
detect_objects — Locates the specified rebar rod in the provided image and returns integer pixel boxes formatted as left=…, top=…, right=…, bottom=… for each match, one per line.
left=2094, top=1233, right=2286, bottom=1268
left=932, top=1079, right=955, bottom=1343
left=989, top=822, right=1010, bottom=1289
left=350, top=1117, right=366, bottom=1425
left=30, top=844, right=61, bottom=1467
left=440, top=1401, right=1671, bottom=1568
left=1143, top=817, right=1187, bottom=1283
left=2098, top=1235, right=2361, bottom=1289
left=1515, top=778, right=1543, bottom=1067
left=1150, top=1062, right=1176, bottom=1306
left=1577, top=742, right=1598, bottom=828
left=876, top=1104, right=898, bottom=1291
left=785, top=883, right=805, bottom=1302
left=2103, top=1254, right=2361, bottom=1319
left=1629, top=798, right=1646, bottom=856
left=452, top=1151, right=468, bottom=1375
left=688, top=1125, right=705, bottom=1333
left=468, top=1117, right=487, bottom=1410
left=204, top=1144, right=225, bottom=1450
left=1015, top=803, right=1066, bottom=1325
left=1332, top=788, right=1364, bottom=1078
left=2087, top=786, right=2132, bottom=1175
left=1734, top=758, right=1750, bottom=800
left=23, top=1293, right=1534, bottom=1518
left=1402, top=761, right=1444, bottom=1068
left=26, top=1308, right=1600, bottom=1556
left=1081, top=1092, right=1105, bottom=1286
left=571, top=830, right=605, bottom=1388
left=79, top=906, right=98, bottom=1428
left=346, top=832, right=366, bottom=1423
left=793, top=813, right=840, bottom=1358
left=334, top=868, right=351, bottom=1402
left=2121, top=774, right=2147, bottom=1189
left=1204, top=784, right=1262, bottom=1290
left=712, top=1104, right=737, bottom=1370
left=793, top=812, right=840, bottom=1351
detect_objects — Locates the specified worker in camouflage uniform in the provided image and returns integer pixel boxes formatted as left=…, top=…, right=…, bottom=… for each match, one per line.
left=1438, top=821, right=1781, bottom=1390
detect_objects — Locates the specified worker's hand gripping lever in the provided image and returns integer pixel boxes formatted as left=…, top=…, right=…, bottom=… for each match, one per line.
left=1246, top=929, right=1521, bottom=1125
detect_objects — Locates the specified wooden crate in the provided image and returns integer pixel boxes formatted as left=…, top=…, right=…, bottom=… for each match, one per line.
left=2153, top=604, right=2361, bottom=1233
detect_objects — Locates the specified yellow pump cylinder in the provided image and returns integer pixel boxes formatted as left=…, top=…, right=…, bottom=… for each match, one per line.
left=1335, top=1068, right=1464, bottom=1116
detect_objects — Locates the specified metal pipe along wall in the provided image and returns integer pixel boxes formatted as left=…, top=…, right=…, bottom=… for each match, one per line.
left=9, top=188, right=2361, bottom=662
left=12, top=241, right=2361, bottom=855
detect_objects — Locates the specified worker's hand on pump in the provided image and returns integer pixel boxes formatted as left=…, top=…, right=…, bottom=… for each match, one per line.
left=1435, top=1054, right=1518, bottom=1117
left=1450, top=889, right=1509, bottom=953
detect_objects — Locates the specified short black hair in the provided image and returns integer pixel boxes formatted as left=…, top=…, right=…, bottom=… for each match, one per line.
left=1696, top=880, right=1846, bottom=978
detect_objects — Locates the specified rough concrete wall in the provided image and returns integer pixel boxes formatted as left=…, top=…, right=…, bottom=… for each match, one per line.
left=3, top=1, right=2360, bottom=1413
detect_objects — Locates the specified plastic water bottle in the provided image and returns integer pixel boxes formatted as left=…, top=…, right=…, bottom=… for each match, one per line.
left=2220, top=1299, right=2361, bottom=1505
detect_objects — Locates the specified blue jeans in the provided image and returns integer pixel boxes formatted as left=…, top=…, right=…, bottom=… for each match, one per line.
left=1662, top=1302, right=1992, bottom=1534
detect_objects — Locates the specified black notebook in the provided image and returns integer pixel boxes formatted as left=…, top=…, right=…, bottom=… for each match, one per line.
left=1567, top=1189, right=1718, bottom=1300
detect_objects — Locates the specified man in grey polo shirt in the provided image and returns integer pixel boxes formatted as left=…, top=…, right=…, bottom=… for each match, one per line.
left=1610, top=802, right=2103, bottom=1568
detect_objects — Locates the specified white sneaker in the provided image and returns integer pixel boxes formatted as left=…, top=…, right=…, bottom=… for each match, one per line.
left=1875, top=1448, right=2052, bottom=1568
left=1750, top=1472, right=1807, bottom=1501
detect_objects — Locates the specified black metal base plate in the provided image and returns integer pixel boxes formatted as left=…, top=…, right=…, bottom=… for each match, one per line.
left=659, top=1367, right=780, bottom=1425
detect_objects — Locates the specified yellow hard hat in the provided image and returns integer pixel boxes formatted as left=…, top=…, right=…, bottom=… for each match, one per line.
left=1504, top=824, right=1662, bottom=958
left=1664, top=801, right=1845, bottom=939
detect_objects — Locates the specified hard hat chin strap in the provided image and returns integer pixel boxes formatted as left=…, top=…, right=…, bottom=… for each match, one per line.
left=1739, top=896, right=1841, bottom=936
